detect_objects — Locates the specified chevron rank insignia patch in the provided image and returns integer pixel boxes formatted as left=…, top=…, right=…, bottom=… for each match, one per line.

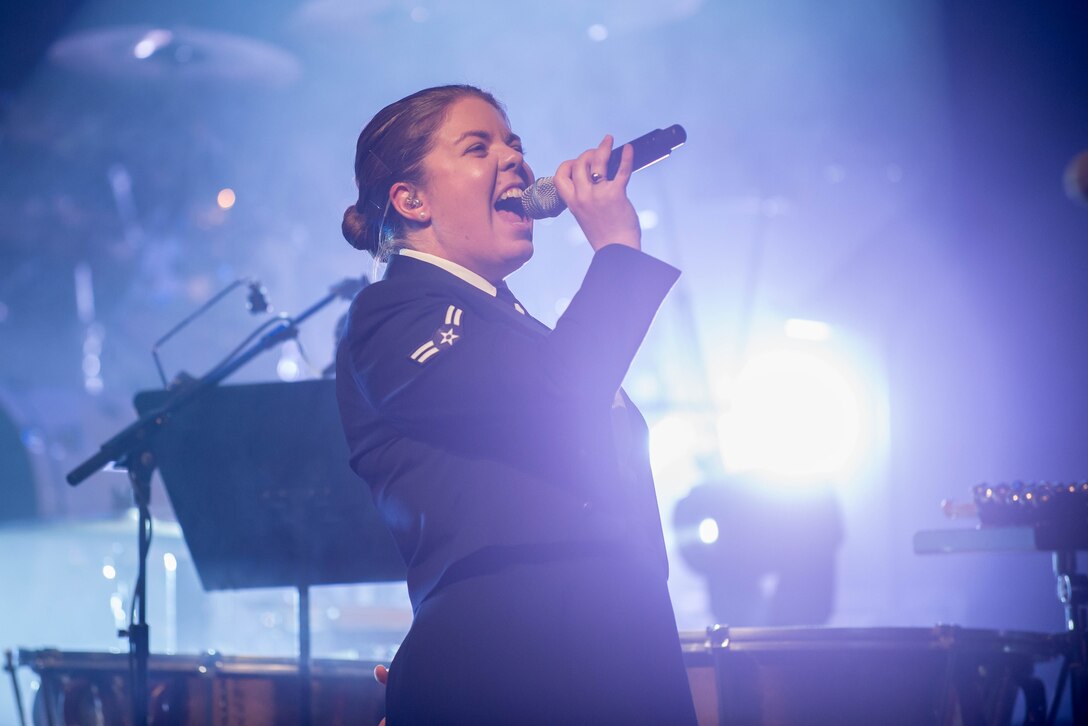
left=409, top=304, right=464, bottom=364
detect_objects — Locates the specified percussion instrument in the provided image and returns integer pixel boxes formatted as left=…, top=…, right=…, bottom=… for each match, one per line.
left=19, top=649, right=384, bottom=726
left=681, top=625, right=1057, bottom=726
left=18, top=626, right=1056, bottom=726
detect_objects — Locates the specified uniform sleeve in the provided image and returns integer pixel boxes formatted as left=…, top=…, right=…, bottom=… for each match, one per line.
left=343, top=245, right=679, bottom=436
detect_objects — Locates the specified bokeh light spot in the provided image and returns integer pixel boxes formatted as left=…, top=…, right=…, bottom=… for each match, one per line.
left=718, top=349, right=863, bottom=479
left=587, top=24, right=608, bottom=42
left=697, top=518, right=720, bottom=544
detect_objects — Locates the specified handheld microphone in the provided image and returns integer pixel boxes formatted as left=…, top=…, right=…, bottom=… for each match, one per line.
left=521, top=124, right=687, bottom=220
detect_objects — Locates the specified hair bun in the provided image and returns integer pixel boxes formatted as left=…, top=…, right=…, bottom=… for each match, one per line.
left=346, top=86, right=503, bottom=258
left=342, top=204, right=372, bottom=252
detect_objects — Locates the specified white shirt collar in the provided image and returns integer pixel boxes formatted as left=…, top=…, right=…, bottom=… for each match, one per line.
left=398, top=249, right=497, bottom=297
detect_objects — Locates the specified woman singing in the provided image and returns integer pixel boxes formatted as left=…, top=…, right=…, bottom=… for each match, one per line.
left=336, top=85, right=697, bottom=725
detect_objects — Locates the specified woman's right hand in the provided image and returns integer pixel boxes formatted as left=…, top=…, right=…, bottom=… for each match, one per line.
left=553, top=135, right=641, bottom=253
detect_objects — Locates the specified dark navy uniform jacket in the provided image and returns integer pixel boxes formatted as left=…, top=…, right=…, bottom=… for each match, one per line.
left=336, top=244, right=680, bottom=612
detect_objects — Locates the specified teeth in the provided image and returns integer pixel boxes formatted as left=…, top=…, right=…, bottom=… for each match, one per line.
left=498, top=188, right=524, bottom=201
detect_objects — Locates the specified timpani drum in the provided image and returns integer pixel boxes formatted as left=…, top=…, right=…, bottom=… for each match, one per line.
left=681, top=626, right=1057, bottom=726
left=18, top=649, right=385, bottom=726
left=18, top=626, right=1059, bottom=725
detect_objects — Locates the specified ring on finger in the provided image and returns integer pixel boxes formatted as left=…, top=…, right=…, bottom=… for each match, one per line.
left=590, top=172, right=603, bottom=184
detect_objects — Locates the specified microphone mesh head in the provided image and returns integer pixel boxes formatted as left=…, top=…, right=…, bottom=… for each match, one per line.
left=246, top=282, right=270, bottom=314
left=522, top=177, right=566, bottom=219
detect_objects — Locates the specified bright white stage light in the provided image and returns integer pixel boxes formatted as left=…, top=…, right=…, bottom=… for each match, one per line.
left=133, top=30, right=173, bottom=60
left=784, top=318, right=830, bottom=341
left=649, top=412, right=722, bottom=492
left=276, top=355, right=300, bottom=381
left=697, top=517, right=720, bottom=544
left=718, top=348, right=863, bottom=480
left=650, top=414, right=698, bottom=466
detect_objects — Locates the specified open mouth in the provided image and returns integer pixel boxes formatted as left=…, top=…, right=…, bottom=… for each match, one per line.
left=494, top=187, right=527, bottom=221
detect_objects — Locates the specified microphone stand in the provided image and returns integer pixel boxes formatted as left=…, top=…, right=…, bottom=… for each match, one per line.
left=66, top=278, right=365, bottom=726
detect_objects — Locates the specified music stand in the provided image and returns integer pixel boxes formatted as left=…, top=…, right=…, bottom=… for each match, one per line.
left=134, top=379, right=406, bottom=723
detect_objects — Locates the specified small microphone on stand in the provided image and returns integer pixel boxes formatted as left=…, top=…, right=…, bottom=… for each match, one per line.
left=152, top=277, right=273, bottom=387
left=246, top=280, right=270, bottom=314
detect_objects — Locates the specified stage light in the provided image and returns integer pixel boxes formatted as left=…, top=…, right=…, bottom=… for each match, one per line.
left=217, top=188, right=236, bottom=209
left=163, top=552, right=177, bottom=572
left=673, top=478, right=843, bottom=627
left=718, top=348, right=863, bottom=480
left=133, top=40, right=155, bottom=59
left=276, top=356, right=300, bottom=381
left=133, top=29, right=172, bottom=60
left=697, top=517, right=719, bottom=544
left=784, top=318, right=830, bottom=341
left=649, top=412, right=720, bottom=492
left=102, top=564, right=116, bottom=580
left=650, top=413, right=698, bottom=463
left=587, top=24, right=609, bottom=42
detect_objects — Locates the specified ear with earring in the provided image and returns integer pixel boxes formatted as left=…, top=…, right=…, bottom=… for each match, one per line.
left=405, top=196, right=426, bottom=219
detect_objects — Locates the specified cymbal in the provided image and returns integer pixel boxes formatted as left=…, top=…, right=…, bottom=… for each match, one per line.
left=48, top=25, right=301, bottom=87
